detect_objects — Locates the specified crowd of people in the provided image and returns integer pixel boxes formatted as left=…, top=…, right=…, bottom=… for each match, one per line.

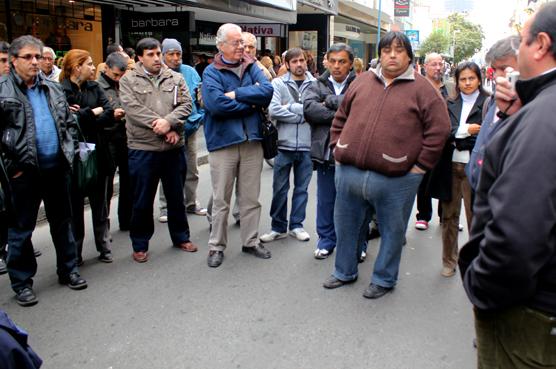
left=0, top=2, right=555, bottom=368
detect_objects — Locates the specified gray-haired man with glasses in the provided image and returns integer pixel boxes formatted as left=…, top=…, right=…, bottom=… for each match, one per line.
left=0, top=35, right=87, bottom=307
left=201, top=23, right=274, bottom=268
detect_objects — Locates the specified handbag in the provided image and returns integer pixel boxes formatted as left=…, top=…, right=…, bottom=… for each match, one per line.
left=260, top=110, right=278, bottom=159
left=73, top=117, right=98, bottom=193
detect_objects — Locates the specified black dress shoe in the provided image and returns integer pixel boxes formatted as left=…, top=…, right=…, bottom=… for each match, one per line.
left=98, top=252, right=113, bottom=263
left=323, top=275, right=357, bottom=289
left=242, top=245, right=271, bottom=259
left=33, top=249, right=42, bottom=257
left=16, top=287, right=38, bottom=307
left=59, top=272, right=88, bottom=290
left=362, top=283, right=393, bottom=299
left=207, top=251, right=224, bottom=268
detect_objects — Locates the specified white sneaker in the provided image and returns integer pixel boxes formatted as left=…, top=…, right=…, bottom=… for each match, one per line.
left=259, top=230, right=287, bottom=243
left=158, top=215, right=168, bottom=223
left=289, top=228, right=310, bottom=242
left=314, top=248, right=330, bottom=259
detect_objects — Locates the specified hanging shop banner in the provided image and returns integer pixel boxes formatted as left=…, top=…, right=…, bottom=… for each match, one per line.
left=394, top=0, right=410, bottom=17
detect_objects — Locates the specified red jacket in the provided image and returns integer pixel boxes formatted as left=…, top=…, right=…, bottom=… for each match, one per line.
left=330, top=66, right=450, bottom=176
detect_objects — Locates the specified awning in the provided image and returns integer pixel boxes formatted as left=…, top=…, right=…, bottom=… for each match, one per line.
left=91, top=0, right=297, bottom=23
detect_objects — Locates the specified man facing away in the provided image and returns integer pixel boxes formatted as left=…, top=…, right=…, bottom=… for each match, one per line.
left=260, top=47, right=315, bottom=244
left=414, top=52, right=449, bottom=231
left=119, top=37, right=197, bottom=263
left=323, top=32, right=450, bottom=299
left=0, top=35, right=87, bottom=306
left=459, top=4, right=556, bottom=367
left=157, top=38, right=207, bottom=223
left=303, top=43, right=357, bottom=260
left=202, top=23, right=274, bottom=268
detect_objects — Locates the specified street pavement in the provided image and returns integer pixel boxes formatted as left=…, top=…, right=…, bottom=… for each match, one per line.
left=0, top=161, right=476, bottom=369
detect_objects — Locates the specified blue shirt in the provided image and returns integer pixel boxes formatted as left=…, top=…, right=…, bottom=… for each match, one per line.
left=26, top=81, right=60, bottom=168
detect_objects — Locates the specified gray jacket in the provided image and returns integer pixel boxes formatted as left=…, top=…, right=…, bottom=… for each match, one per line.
left=268, top=71, right=315, bottom=151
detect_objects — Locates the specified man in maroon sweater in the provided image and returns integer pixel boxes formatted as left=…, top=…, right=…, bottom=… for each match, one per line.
left=323, top=31, right=450, bottom=299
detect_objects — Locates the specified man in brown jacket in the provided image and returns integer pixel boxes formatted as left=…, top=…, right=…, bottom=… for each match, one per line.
left=120, top=37, right=197, bottom=263
left=323, top=32, right=450, bottom=299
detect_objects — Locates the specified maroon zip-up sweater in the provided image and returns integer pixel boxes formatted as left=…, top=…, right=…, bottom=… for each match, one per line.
left=330, top=66, right=450, bottom=176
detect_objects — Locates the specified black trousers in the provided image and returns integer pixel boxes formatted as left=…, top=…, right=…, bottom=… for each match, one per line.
left=7, top=165, right=78, bottom=292
left=71, top=173, right=111, bottom=260
left=416, top=171, right=442, bottom=221
left=106, top=137, right=132, bottom=230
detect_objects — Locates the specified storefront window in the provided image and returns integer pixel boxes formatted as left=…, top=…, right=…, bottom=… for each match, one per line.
left=7, top=0, right=103, bottom=66
left=289, top=31, right=318, bottom=57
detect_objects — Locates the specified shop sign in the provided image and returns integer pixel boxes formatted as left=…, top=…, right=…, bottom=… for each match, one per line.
left=199, top=32, right=216, bottom=46
left=345, top=25, right=360, bottom=34
left=66, top=20, right=93, bottom=32
left=238, top=24, right=284, bottom=37
left=123, top=11, right=189, bottom=31
left=394, top=0, right=410, bottom=17
left=405, top=30, right=419, bottom=43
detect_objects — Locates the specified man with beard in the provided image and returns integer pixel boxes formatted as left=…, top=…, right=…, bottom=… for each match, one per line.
left=260, top=48, right=315, bottom=243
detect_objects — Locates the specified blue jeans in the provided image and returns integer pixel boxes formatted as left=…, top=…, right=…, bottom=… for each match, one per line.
left=315, top=163, right=367, bottom=254
left=270, top=150, right=313, bottom=233
left=333, top=164, right=422, bottom=287
left=128, top=149, right=190, bottom=252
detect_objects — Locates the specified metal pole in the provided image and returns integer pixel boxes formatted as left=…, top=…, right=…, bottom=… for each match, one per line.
left=376, top=0, right=382, bottom=58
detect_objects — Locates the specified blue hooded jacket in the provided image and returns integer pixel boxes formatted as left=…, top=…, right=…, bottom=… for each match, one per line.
left=201, top=53, right=273, bottom=152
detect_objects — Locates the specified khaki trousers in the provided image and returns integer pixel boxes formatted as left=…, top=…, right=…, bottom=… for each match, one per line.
left=158, top=131, right=200, bottom=212
left=441, top=162, right=473, bottom=269
left=184, top=131, right=199, bottom=208
left=208, top=141, right=263, bottom=251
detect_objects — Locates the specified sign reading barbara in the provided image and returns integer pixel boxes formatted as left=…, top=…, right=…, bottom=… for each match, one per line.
left=122, top=11, right=190, bottom=31
left=238, top=24, right=286, bottom=37
left=394, top=0, right=410, bottom=17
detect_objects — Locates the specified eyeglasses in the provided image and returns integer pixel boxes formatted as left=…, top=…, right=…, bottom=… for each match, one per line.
left=225, top=40, right=245, bottom=48
left=16, top=54, right=43, bottom=61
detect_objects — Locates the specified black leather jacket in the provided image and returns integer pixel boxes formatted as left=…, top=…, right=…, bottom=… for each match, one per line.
left=303, top=70, right=356, bottom=164
left=460, top=69, right=556, bottom=315
left=0, top=70, right=77, bottom=177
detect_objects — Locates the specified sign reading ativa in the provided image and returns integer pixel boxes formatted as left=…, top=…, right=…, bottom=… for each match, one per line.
left=130, top=18, right=180, bottom=28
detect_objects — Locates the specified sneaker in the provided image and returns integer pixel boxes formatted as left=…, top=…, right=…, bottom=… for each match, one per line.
left=415, top=220, right=429, bottom=230
left=289, top=228, right=310, bottom=242
left=158, top=215, right=168, bottom=223
left=15, top=287, right=38, bottom=307
left=441, top=267, right=456, bottom=277
left=187, top=205, right=207, bottom=216
left=359, top=251, right=367, bottom=263
left=98, top=251, right=113, bottom=263
left=314, top=248, right=331, bottom=260
left=259, top=230, right=287, bottom=243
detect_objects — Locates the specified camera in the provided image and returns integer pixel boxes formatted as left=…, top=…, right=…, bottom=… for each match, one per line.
left=507, top=70, right=520, bottom=90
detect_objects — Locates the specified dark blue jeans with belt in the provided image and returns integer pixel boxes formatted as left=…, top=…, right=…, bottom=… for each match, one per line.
left=128, top=148, right=190, bottom=252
